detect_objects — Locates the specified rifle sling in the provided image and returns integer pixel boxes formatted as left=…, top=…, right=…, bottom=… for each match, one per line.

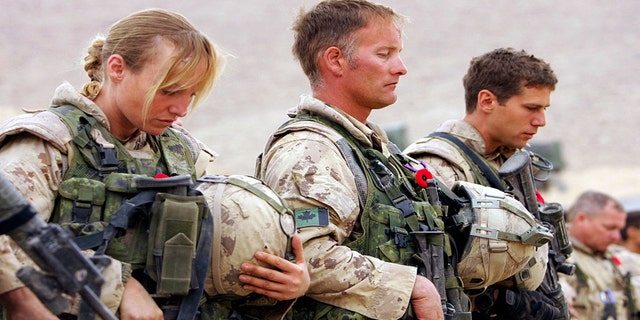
left=0, top=205, right=37, bottom=235
left=73, top=190, right=159, bottom=250
left=429, top=132, right=505, bottom=191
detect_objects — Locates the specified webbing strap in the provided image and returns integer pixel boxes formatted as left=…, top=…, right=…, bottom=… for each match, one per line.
left=74, top=190, right=158, bottom=251
left=335, top=138, right=368, bottom=210
left=287, top=114, right=423, bottom=229
left=197, top=174, right=296, bottom=261
left=0, top=205, right=36, bottom=235
left=227, top=177, right=289, bottom=216
left=429, top=132, right=505, bottom=191
left=177, top=191, right=213, bottom=320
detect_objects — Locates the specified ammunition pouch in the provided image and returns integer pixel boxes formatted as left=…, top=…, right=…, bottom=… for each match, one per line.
left=146, top=192, right=209, bottom=296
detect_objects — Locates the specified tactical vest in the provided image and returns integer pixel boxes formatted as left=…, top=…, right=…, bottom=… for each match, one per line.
left=423, top=133, right=497, bottom=189
left=49, top=105, right=198, bottom=269
left=270, top=114, right=471, bottom=320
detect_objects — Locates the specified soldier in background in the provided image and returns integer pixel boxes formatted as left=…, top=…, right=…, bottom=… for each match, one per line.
left=560, top=191, right=632, bottom=319
left=611, top=207, right=640, bottom=317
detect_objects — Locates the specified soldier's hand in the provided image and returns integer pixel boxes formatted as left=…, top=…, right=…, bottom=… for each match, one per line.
left=495, top=289, right=562, bottom=320
left=0, top=287, right=57, bottom=320
left=119, top=277, right=163, bottom=320
left=239, top=234, right=310, bottom=300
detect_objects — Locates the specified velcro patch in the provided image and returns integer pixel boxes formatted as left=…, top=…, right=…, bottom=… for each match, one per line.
left=294, top=208, right=329, bottom=228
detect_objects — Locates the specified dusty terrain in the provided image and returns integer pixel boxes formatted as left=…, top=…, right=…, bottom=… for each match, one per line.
left=1, top=0, right=639, bottom=206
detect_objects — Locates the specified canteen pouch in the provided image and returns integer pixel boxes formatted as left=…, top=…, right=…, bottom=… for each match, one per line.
left=146, top=192, right=207, bottom=296
left=55, top=177, right=107, bottom=235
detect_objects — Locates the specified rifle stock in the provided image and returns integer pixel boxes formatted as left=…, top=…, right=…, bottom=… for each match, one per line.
left=499, top=150, right=575, bottom=320
left=0, top=173, right=116, bottom=320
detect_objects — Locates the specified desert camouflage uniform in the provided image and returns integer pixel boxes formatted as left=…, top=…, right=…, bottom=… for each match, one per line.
left=559, top=238, right=630, bottom=320
left=404, top=119, right=558, bottom=319
left=258, top=95, right=418, bottom=319
left=0, top=82, right=216, bottom=314
left=609, top=245, right=640, bottom=311
left=403, top=119, right=517, bottom=189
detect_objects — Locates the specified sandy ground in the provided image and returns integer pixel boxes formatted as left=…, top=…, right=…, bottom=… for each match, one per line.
left=1, top=0, right=639, bottom=207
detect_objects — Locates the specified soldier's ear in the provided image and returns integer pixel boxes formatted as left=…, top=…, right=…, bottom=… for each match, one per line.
left=574, top=212, right=589, bottom=224
left=106, top=54, right=126, bottom=83
left=477, top=90, right=498, bottom=113
left=321, top=46, right=347, bottom=77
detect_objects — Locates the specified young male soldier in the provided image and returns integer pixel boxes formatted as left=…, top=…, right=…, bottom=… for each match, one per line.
left=257, top=0, right=447, bottom=318
left=404, top=47, right=565, bottom=319
left=561, top=191, right=636, bottom=320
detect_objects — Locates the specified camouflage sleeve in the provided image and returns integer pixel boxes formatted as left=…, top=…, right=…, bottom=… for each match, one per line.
left=0, top=133, right=63, bottom=294
left=616, top=250, right=640, bottom=312
left=0, top=134, right=123, bottom=314
left=262, top=130, right=417, bottom=319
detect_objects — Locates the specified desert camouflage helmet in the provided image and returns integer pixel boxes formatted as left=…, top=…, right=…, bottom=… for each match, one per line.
left=196, top=175, right=296, bottom=297
left=496, top=244, right=549, bottom=291
left=452, top=181, right=552, bottom=290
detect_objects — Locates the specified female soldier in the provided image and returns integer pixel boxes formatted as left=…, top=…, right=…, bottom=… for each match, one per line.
left=0, top=8, right=308, bottom=319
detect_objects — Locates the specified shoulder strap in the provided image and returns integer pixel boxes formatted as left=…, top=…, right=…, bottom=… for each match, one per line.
left=292, top=115, right=424, bottom=229
left=429, top=132, right=505, bottom=191
left=272, top=115, right=369, bottom=209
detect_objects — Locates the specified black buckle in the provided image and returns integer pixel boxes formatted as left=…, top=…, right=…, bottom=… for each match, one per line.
left=99, top=146, right=119, bottom=167
left=386, top=226, right=409, bottom=248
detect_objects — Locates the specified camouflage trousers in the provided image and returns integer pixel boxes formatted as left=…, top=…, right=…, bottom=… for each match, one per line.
left=283, top=296, right=373, bottom=320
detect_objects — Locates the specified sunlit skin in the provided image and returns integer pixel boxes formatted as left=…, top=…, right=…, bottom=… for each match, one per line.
left=465, top=86, right=552, bottom=154
left=315, top=18, right=407, bottom=124
left=570, top=200, right=627, bottom=253
left=95, top=39, right=201, bottom=140
left=238, top=234, right=309, bottom=300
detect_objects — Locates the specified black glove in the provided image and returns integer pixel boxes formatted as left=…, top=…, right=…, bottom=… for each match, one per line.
left=495, top=289, right=562, bottom=320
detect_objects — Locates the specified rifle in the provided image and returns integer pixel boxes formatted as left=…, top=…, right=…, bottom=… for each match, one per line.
left=499, top=150, right=575, bottom=319
left=0, top=172, right=116, bottom=320
left=412, top=171, right=472, bottom=320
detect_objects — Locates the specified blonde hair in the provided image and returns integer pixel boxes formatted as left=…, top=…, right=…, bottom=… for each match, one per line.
left=81, top=9, right=224, bottom=124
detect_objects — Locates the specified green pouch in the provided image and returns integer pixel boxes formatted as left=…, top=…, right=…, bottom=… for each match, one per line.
left=147, top=192, right=206, bottom=295
left=371, top=203, right=409, bottom=263
left=102, top=173, right=148, bottom=264
left=56, top=178, right=106, bottom=235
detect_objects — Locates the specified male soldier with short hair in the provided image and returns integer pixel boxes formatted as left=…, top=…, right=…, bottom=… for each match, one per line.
left=258, top=0, right=447, bottom=318
left=560, top=191, right=632, bottom=319
left=404, top=47, right=565, bottom=319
